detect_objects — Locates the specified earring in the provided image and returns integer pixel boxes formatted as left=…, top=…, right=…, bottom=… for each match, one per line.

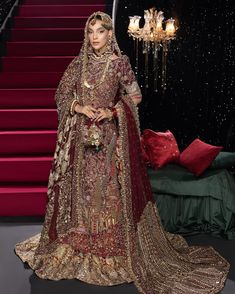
left=107, top=37, right=112, bottom=53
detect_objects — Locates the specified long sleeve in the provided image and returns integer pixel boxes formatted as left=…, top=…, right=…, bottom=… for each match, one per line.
left=54, top=56, right=80, bottom=126
left=119, top=55, right=142, bottom=105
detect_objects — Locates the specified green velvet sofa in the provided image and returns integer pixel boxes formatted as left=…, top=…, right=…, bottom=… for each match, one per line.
left=148, top=152, right=235, bottom=239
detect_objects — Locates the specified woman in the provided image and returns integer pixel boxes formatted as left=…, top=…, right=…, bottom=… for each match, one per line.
left=15, top=11, right=229, bottom=293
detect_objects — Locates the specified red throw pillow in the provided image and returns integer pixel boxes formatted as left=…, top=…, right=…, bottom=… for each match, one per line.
left=179, top=138, right=223, bottom=176
left=142, top=129, right=180, bottom=169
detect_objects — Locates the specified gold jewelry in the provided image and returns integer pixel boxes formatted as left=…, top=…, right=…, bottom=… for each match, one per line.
left=70, top=99, right=79, bottom=116
left=106, top=37, right=112, bottom=53
left=83, top=55, right=112, bottom=91
left=79, top=11, right=122, bottom=106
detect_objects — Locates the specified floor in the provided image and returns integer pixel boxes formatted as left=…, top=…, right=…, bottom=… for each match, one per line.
left=1, top=219, right=235, bottom=294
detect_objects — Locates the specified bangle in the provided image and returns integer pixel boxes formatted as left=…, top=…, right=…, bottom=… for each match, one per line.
left=70, top=100, right=78, bottom=116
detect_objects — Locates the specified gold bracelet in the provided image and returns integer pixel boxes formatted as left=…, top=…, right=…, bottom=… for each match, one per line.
left=70, top=100, right=78, bottom=116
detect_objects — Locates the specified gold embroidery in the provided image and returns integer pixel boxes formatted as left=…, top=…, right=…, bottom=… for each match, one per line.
left=14, top=11, right=229, bottom=293
left=15, top=233, right=132, bottom=285
left=116, top=97, right=229, bottom=293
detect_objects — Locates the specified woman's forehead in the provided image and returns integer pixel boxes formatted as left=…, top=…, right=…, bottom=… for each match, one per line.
left=88, top=19, right=104, bottom=29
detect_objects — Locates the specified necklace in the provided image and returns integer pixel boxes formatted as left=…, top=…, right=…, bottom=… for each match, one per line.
left=83, top=55, right=112, bottom=91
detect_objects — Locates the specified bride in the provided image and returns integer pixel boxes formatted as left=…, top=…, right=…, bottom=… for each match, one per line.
left=15, top=11, right=229, bottom=293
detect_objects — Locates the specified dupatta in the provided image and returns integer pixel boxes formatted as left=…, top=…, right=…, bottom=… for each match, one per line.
left=15, top=11, right=229, bottom=294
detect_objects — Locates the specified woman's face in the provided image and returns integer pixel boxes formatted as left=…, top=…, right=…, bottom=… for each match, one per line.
left=87, top=19, right=112, bottom=52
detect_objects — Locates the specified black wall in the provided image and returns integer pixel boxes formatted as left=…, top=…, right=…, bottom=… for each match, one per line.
left=115, top=0, right=235, bottom=151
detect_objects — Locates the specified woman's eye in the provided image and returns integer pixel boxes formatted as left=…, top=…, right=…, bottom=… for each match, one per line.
left=99, top=30, right=105, bottom=33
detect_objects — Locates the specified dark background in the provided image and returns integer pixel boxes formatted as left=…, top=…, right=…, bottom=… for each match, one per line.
left=1, top=0, right=234, bottom=151
left=115, top=0, right=235, bottom=151
left=0, top=0, right=15, bottom=26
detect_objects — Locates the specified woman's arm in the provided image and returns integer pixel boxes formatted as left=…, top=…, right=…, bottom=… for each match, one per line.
left=119, top=55, right=142, bottom=106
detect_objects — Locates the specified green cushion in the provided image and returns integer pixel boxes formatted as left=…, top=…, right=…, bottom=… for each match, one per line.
left=209, top=151, right=235, bottom=169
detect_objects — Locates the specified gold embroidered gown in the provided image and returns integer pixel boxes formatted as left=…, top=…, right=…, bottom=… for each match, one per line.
left=14, top=12, right=229, bottom=294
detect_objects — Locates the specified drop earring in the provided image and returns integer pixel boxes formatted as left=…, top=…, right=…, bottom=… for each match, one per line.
left=106, top=37, right=112, bottom=53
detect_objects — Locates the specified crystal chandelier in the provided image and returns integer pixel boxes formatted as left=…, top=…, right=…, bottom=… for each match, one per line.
left=128, top=8, right=177, bottom=92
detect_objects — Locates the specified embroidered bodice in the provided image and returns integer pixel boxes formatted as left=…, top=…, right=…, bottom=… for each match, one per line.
left=76, top=53, right=142, bottom=109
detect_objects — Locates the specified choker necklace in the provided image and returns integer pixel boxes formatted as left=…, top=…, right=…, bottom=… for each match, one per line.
left=89, top=49, right=112, bottom=61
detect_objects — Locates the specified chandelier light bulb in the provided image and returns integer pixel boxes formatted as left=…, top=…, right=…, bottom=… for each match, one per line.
left=127, top=7, right=178, bottom=92
left=128, top=16, right=141, bottom=32
left=156, top=11, right=164, bottom=31
left=165, top=18, right=176, bottom=36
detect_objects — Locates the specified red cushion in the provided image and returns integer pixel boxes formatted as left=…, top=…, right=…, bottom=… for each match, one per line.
left=179, top=139, right=223, bottom=176
left=142, top=129, right=180, bottom=169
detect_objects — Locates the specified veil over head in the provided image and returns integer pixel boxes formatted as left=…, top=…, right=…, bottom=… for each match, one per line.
left=55, top=11, right=122, bottom=128
left=78, top=11, right=122, bottom=84
left=14, top=10, right=230, bottom=294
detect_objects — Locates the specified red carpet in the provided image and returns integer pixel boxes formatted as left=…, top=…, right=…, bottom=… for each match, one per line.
left=6, top=41, right=83, bottom=55
left=0, top=0, right=106, bottom=216
left=2, top=56, right=75, bottom=72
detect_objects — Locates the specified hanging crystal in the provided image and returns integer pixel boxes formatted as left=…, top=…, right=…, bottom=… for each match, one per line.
left=127, top=8, right=177, bottom=92
left=153, top=41, right=160, bottom=92
left=162, top=41, right=168, bottom=92
left=135, top=38, right=139, bottom=76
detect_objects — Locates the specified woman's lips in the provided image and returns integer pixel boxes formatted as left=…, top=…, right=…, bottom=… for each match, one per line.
left=92, top=42, right=99, bottom=45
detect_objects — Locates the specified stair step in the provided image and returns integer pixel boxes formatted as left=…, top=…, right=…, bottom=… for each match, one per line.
left=0, top=88, right=56, bottom=108
left=6, top=41, right=82, bottom=56
left=18, top=5, right=106, bottom=17
left=0, top=185, right=47, bottom=216
left=2, top=56, right=75, bottom=72
left=0, top=72, right=62, bottom=88
left=9, top=28, right=84, bottom=41
left=0, top=0, right=107, bottom=216
left=23, top=0, right=104, bottom=5
left=0, top=109, right=58, bottom=130
left=13, top=16, right=87, bottom=28
left=0, top=156, right=53, bottom=183
left=0, top=130, right=57, bottom=155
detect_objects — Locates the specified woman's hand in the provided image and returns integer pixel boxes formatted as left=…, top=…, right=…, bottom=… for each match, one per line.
left=75, top=104, right=97, bottom=119
left=94, top=108, right=112, bottom=122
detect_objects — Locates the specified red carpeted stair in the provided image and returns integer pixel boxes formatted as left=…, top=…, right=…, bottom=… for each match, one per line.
left=0, top=0, right=106, bottom=216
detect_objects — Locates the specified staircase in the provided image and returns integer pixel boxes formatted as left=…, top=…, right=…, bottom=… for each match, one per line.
left=0, top=0, right=106, bottom=216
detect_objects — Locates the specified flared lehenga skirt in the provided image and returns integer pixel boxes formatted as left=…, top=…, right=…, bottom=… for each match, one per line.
left=14, top=118, right=230, bottom=293
left=15, top=124, right=134, bottom=286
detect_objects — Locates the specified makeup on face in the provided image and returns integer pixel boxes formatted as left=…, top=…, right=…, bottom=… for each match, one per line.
left=88, top=19, right=111, bottom=52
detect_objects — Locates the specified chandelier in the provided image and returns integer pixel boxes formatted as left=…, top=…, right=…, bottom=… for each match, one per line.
left=128, top=8, right=177, bottom=92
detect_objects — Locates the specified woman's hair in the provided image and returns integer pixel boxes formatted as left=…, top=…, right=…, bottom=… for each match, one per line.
left=88, top=13, right=113, bottom=31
